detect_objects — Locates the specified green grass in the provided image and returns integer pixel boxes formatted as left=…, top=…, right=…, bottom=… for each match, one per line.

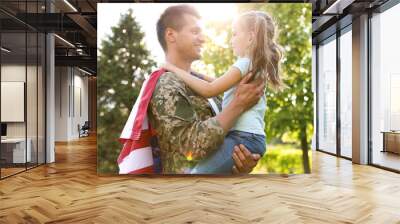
left=251, top=144, right=312, bottom=174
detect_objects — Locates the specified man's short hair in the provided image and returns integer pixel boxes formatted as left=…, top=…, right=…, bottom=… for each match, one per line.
left=156, top=5, right=201, bottom=52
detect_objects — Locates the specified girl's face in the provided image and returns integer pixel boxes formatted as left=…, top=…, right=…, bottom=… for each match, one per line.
left=231, top=19, right=253, bottom=57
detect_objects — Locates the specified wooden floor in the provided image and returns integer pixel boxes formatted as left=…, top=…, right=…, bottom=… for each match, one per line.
left=1, top=135, right=400, bottom=223
left=1, top=163, right=46, bottom=178
left=1, top=167, right=26, bottom=177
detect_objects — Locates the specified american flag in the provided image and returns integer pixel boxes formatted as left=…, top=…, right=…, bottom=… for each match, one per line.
left=117, top=69, right=165, bottom=174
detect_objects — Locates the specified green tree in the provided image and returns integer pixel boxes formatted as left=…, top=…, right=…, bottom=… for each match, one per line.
left=202, top=4, right=313, bottom=173
left=202, top=21, right=235, bottom=77
left=97, top=9, right=156, bottom=173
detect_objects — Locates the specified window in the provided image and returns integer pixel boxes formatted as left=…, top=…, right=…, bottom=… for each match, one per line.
left=0, top=1, right=46, bottom=179
left=371, top=3, right=400, bottom=171
left=317, top=36, right=337, bottom=154
left=339, top=28, right=352, bottom=158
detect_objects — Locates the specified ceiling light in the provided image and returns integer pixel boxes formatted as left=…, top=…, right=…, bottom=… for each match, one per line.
left=1, top=47, right=11, bottom=53
left=322, top=0, right=355, bottom=15
left=63, top=0, right=78, bottom=12
left=78, top=67, right=92, bottom=76
left=54, top=34, right=75, bottom=48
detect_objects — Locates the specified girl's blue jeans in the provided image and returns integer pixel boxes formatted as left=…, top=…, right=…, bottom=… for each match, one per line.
left=191, top=130, right=266, bottom=174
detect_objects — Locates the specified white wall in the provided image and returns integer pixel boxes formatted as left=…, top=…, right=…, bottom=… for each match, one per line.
left=1, top=65, right=25, bottom=132
left=55, top=67, right=89, bottom=141
left=72, top=72, right=89, bottom=138
left=1, top=65, right=26, bottom=144
left=55, top=67, right=69, bottom=141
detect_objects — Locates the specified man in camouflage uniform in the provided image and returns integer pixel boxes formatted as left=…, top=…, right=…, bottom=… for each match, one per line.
left=148, top=5, right=265, bottom=174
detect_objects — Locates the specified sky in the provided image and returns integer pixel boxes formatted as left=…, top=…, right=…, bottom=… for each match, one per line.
left=97, top=3, right=238, bottom=64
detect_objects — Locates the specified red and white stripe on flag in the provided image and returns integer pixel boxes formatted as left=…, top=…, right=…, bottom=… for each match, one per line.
left=117, top=69, right=165, bottom=174
left=117, top=128, right=154, bottom=174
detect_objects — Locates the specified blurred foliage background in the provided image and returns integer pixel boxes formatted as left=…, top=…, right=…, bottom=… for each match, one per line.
left=97, top=3, right=313, bottom=174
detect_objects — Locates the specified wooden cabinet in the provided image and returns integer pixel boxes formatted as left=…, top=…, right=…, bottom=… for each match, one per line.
left=382, top=132, right=400, bottom=154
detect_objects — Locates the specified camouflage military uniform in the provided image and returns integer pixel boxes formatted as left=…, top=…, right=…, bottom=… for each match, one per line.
left=148, top=72, right=226, bottom=174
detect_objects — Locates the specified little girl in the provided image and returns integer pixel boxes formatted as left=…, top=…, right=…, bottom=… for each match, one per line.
left=163, top=11, right=284, bottom=174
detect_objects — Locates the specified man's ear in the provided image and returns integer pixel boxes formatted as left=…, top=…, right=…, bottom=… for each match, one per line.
left=165, top=27, right=177, bottom=44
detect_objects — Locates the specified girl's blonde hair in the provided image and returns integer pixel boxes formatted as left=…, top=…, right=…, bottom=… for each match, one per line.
left=237, top=11, right=284, bottom=90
